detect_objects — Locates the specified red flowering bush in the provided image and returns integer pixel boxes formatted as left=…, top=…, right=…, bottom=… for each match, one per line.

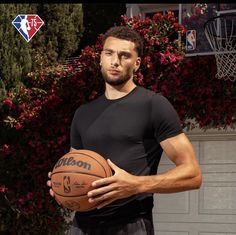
left=120, top=12, right=235, bottom=129
left=0, top=44, right=103, bottom=234
left=120, top=13, right=186, bottom=86
left=0, top=11, right=235, bottom=234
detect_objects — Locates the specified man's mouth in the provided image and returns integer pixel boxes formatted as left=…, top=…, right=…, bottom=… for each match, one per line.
left=108, top=69, right=120, bottom=75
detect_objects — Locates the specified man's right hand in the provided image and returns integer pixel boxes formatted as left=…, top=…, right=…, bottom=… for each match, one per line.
left=47, top=172, right=55, bottom=197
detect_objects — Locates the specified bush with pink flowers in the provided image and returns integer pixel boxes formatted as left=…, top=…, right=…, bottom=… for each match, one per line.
left=0, top=11, right=235, bottom=234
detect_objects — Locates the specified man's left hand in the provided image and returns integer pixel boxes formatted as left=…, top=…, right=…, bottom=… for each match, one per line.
left=87, top=159, right=139, bottom=209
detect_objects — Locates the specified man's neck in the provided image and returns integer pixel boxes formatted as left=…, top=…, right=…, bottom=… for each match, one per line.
left=105, top=80, right=137, bottom=100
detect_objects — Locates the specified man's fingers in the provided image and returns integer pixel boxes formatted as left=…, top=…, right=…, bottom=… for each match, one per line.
left=88, top=183, right=117, bottom=198
left=49, top=188, right=55, bottom=197
left=88, top=189, right=117, bottom=203
left=91, top=176, right=115, bottom=187
left=47, top=180, right=52, bottom=187
left=47, top=172, right=55, bottom=198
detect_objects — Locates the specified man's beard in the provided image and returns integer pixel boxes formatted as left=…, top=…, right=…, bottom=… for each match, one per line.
left=101, top=67, right=133, bottom=86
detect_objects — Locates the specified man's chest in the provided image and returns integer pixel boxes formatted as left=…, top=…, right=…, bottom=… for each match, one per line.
left=79, top=102, right=152, bottom=145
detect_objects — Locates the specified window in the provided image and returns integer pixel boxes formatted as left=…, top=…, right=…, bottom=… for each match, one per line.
left=145, top=9, right=179, bottom=19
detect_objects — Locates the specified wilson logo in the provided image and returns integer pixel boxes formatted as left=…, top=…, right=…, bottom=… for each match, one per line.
left=54, top=157, right=91, bottom=170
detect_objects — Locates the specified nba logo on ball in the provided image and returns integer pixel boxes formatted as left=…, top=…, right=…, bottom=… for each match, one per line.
left=63, top=176, right=71, bottom=193
left=12, top=15, right=44, bottom=42
left=186, top=30, right=196, bottom=51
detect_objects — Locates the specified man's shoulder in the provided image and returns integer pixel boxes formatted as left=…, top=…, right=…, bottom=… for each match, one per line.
left=137, top=86, right=165, bottom=101
left=74, top=94, right=104, bottom=114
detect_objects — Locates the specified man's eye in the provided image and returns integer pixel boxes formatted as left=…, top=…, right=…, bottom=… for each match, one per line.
left=105, top=52, right=112, bottom=56
left=120, top=53, right=130, bottom=59
left=122, top=55, right=129, bottom=59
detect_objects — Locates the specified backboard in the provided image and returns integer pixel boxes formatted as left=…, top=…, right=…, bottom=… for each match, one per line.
left=181, top=3, right=236, bottom=56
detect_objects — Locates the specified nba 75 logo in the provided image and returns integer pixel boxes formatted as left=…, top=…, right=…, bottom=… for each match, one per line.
left=12, top=15, right=44, bottom=42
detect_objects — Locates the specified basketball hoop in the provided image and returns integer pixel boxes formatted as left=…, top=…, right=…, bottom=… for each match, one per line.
left=204, top=14, right=236, bottom=81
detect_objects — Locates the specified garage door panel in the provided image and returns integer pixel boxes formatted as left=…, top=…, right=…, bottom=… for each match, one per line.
left=200, top=141, right=236, bottom=164
left=155, top=138, right=236, bottom=234
left=199, top=183, right=236, bottom=214
left=154, top=191, right=190, bottom=214
left=156, top=230, right=189, bottom=235
left=155, top=222, right=236, bottom=234
left=203, top=172, right=236, bottom=182
left=199, top=233, right=236, bottom=235
left=201, top=164, right=236, bottom=173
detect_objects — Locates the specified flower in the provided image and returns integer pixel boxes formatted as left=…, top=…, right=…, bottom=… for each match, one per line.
left=0, top=185, right=8, bottom=193
left=3, top=98, right=13, bottom=108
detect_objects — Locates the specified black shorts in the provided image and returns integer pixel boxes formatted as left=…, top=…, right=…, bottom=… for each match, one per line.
left=67, top=213, right=155, bottom=235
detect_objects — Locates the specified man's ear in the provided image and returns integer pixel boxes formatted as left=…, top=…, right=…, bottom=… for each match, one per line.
left=134, top=57, right=141, bottom=72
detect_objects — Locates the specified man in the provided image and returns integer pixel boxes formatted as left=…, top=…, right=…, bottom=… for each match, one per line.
left=47, top=26, right=202, bottom=235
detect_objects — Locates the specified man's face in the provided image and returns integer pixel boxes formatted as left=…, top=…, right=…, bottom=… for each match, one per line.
left=100, top=36, right=141, bottom=86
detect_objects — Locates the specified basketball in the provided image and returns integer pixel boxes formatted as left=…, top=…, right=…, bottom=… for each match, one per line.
left=51, top=149, right=112, bottom=212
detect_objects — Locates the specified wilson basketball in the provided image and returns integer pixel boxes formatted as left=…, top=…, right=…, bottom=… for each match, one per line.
left=51, top=149, right=112, bottom=212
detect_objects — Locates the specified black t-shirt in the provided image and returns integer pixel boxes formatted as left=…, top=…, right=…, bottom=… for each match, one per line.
left=70, top=86, right=183, bottom=227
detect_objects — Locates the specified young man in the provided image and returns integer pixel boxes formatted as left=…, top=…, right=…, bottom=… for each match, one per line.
left=48, top=26, right=202, bottom=235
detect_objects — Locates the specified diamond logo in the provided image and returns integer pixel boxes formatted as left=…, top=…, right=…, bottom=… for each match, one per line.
left=12, top=15, right=44, bottom=42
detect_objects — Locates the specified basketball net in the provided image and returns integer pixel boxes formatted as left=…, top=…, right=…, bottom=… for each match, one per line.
left=204, top=14, right=236, bottom=81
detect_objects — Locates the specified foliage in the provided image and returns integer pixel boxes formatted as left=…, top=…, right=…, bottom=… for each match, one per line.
left=119, top=12, right=235, bottom=130
left=35, top=4, right=84, bottom=64
left=120, top=12, right=186, bottom=86
left=0, top=66, right=73, bottom=234
left=0, top=53, right=101, bottom=233
left=0, top=4, right=37, bottom=91
left=0, top=4, right=84, bottom=91
left=173, top=56, right=235, bottom=129
left=0, top=11, right=235, bottom=234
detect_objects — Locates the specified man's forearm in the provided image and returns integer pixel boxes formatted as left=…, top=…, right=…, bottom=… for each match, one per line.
left=137, top=164, right=202, bottom=194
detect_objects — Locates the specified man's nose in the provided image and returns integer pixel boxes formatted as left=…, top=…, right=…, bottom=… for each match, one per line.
left=111, top=54, right=120, bottom=66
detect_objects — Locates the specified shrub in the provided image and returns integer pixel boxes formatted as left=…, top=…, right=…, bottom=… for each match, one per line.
left=0, top=11, right=235, bottom=234
left=0, top=4, right=84, bottom=91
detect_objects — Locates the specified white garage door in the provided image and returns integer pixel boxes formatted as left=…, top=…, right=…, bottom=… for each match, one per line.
left=153, top=129, right=236, bottom=235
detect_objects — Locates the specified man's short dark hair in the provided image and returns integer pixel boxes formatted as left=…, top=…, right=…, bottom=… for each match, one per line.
left=102, top=26, right=144, bottom=57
